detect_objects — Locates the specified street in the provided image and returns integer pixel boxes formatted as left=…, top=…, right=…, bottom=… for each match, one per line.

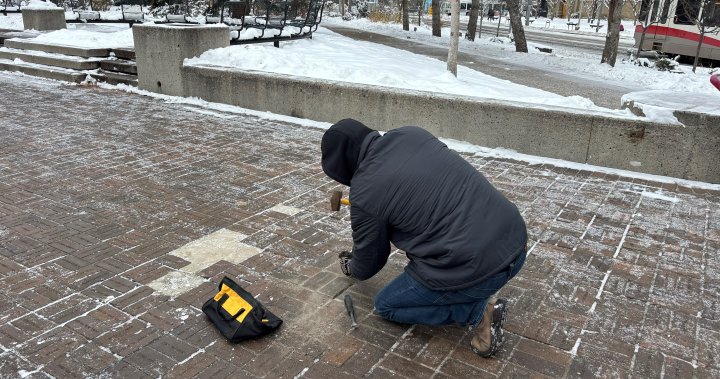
left=410, top=16, right=636, bottom=54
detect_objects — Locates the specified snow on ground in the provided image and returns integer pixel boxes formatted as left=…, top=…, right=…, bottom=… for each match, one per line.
left=2, top=11, right=718, bottom=119
left=322, top=16, right=720, bottom=114
left=30, top=27, right=133, bottom=48
left=0, top=13, right=23, bottom=30
left=188, top=27, right=635, bottom=118
left=623, top=90, right=720, bottom=119
left=518, top=14, right=638, bottom=36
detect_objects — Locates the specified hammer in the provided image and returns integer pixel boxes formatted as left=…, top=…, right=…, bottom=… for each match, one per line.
left=329, top=190, right=350, bottom=211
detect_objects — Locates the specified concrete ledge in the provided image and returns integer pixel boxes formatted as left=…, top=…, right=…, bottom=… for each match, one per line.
left=22, top=8, right=66, bottom=31
left=4, top=38, right=110, bottom=58
left=0, top=30, right=41, bottom=45
left=182, top=64, right=719, bottom=183
left=0, top=48, right=100, bottom=70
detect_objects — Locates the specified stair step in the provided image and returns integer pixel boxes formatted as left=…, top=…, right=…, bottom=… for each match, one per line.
left=111, top=48, right=135, bottom=60
left=0, top=58, right=86, bottom=83
left=0, top=30, right=41, bottom=45
left=0, top=47, right=102, bottom=70
left=4, top=38, right=111, bottom=58
left=99, top=59, right=136, bottom=75
left=90, top=69, right=137, bottom=87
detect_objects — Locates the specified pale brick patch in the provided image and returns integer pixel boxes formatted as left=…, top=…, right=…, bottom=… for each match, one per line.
left=169, top=229, right=259, bottom=273
left=269, top=204, right=303, bottom=216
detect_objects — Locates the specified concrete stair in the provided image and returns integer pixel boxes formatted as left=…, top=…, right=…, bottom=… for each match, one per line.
left=4, top=38, right=111, bottom=58
left=0, top=58, right=87, bottom=83
left=0, top=30, right=41, bottom=45
left=0, top=37, right=137, bottom=86
left=99, top=59, right=137, bottom=75
left=0, top=47, right=102, bottom=70
left=89, top=69, right=138, bottom=86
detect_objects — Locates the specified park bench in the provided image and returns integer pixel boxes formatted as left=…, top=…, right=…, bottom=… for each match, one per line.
left=224, top=0, right=324, bottom=47
left=1, top=0, right=21, bottom=15
left=566, top=21, right=578, bottom=30
left=65, top=0, right=147, bottom=26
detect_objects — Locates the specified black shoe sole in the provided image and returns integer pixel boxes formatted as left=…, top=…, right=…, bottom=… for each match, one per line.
left=492, top=299, right=508, bottom=341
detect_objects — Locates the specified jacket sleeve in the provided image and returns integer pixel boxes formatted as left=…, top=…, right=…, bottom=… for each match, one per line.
left=348, top=206, right=391, bottom=280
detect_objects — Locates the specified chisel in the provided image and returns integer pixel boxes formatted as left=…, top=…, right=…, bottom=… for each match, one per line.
left=344, top=294, right=358, bottom=328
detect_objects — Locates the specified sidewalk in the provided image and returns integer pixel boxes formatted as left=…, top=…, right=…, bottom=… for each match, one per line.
left=0, top=73, right=718, bottom=378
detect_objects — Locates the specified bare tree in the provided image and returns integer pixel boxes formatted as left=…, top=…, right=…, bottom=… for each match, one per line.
left=635, top=0, right=669, bottom=59
left=582, top=0, right=596, bottom=22
left=627, top=0, right=643, bottom=23
left=403, top=0, right=410, bottom=30
left=601, top=0, right=624, bottom=66
left=545, top=0, right=560, bottom=19
left=432, top=0, right=442, bottom=36
left=448, top=0, right=460, bottom=75
left=676, top=0, right=720, bottom=72
left=506, top=0, right=529, bottom=51
left=466, top=0, right=481, bottom=40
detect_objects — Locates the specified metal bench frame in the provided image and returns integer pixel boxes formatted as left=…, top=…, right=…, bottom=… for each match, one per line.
left=230, top=0, right=324, bottom=47
left=2, top=0, right=22, bottom=15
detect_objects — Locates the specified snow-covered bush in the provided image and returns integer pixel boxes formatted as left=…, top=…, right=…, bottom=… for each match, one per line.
left=324, top=1, right=339, bottom=16
left=633, top=58, right=652, bottom=67
left=654, top=54, right=680, bottom=72
left=352, top=0, right=369, bottom=17
left=149, top=0, right=208, bottom=17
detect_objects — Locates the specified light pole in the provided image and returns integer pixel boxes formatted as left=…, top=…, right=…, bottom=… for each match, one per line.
left=478, top=2, right=484, bottom=38
left=525, top=0, right=531, bottom=26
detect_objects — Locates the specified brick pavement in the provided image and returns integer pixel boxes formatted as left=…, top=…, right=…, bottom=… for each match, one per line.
left=0, top=72, right=718, bottom=378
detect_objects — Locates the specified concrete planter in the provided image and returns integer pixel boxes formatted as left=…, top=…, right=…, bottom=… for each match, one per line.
left=22, top=8, right=66, bottom=31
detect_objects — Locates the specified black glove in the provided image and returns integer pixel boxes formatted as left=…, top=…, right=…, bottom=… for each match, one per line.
left=338, top=251, right=352, bottom=277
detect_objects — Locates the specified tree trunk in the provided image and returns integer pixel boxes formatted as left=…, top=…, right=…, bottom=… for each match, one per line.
left=448, top=0, right=460, bottom=76
left=601, top=0, right=623, bottom=66
left=693, top=29, right=705, bottom=73
left=466, top=0, right=480, bottom=41
left=506, top=0, right=529, bottom=52
left=403, top=0, right=409, bottom=30
left=432, top=0, right=441, bottom=36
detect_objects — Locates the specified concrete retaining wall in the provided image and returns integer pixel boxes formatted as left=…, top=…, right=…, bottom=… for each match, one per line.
left=182, top=65, right=719, bottom=183
left=22, top=8, right=66, bottom=31
left=132, top=23, right=229, bottom=97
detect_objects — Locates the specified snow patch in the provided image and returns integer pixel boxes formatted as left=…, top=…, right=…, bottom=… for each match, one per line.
left=641, top=191, right=679, bottom=203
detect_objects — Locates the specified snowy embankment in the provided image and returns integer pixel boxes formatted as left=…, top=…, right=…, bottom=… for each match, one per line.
left=186, top=27, right=637, bottom=119
left=322, top=16, right=720, bottom=118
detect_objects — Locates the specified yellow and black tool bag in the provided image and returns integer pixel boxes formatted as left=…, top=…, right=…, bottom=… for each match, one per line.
left=202, top=276, right=282, bottom=342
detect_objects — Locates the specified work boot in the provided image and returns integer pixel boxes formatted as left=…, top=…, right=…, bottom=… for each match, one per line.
left=470, top=298, right=507, bottom=358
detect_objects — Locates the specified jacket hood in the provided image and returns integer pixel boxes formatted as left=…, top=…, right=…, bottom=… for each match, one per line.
left=321, top=119, right=375, bottom=186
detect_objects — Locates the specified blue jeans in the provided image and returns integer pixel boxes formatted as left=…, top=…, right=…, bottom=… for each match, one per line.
left=374, top=250, right=526, bottom=326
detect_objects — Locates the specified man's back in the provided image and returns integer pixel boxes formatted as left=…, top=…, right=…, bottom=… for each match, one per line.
left=350, top=126, right=527, bottom=291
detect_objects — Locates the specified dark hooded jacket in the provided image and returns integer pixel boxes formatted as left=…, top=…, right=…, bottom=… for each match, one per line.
left=321, top=119, right=527, bottom=291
